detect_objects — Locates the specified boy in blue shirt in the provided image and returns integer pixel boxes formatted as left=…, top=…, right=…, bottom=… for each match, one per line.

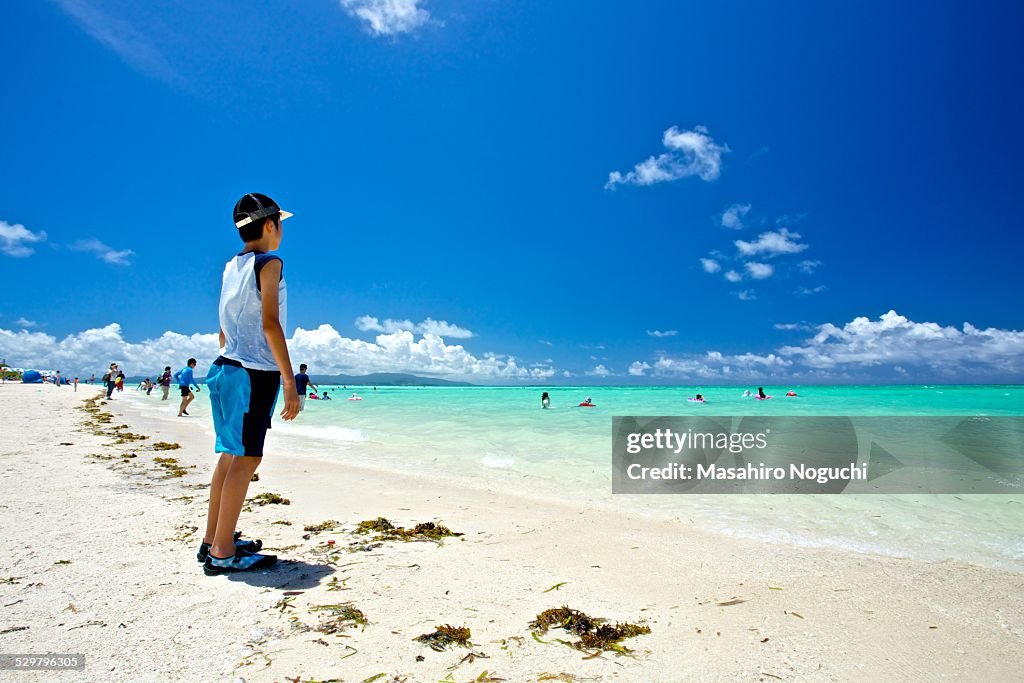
left=199, top=193, right=300, bottom=575
left=174, top=358, right=201, bottom=417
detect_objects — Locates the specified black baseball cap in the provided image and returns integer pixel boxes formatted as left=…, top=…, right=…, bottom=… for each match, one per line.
left=233, top=193, right=293, bottom=229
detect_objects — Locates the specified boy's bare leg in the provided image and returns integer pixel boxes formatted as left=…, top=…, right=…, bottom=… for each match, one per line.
left=203, top=453, right=233, bottom=544
left=210, top=456, right=262, bottom=558
left=178, top=394, right=188, bottom=416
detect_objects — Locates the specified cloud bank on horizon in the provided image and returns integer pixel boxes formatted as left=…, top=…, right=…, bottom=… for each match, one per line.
left=0, top=319, right=555, bottom=382
left=628, top=311, right=1024, bottom=382
left=2, top=311, right=1021, bottom=383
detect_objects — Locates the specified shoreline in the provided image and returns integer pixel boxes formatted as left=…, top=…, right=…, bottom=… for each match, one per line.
left=1, top=384, right=1022, bottom=681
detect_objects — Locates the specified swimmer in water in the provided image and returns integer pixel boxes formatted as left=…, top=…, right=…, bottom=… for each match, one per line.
left=541, top=391, right=550, bottom=409
left=695, top=394, right=704, bottom=402
left=322, top=390, right=331, bottom=400
left=742, top=389, right=753, bottom=397
left=757, top=387, right=767, bottom=399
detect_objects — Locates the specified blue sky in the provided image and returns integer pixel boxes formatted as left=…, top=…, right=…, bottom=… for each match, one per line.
left=2, top=0, right=1022, bottom=382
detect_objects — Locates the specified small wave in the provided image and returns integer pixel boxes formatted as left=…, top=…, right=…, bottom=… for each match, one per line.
left=482, top=452, right=515, bottom=469
left=279, top=424, right=366, bottom=443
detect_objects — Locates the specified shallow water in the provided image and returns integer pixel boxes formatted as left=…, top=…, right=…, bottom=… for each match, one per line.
left=127, top=384, right=1024, bottom=571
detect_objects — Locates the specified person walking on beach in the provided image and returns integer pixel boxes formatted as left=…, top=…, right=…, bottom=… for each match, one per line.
left=73, top=377, right=78, bottom=392
left=104, top=363, right=118, bottom=399
left=294, top=363, right=316, bottom=412
left=174, top=359, right=201, bottom=416
left=53, top=370, right=62, bottom=387
left=199, top=192, right=299, bottom=575
left=159, top=366, right=172, bottom=400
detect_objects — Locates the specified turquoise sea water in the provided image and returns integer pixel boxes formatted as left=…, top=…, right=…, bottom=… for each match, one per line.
left=129, top=384, right=1024, bottom=571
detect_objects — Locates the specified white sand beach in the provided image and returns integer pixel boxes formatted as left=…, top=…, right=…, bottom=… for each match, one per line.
left=2, top=384, right=1022, bottom=682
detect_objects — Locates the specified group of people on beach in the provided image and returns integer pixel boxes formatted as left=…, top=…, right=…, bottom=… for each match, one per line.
left=100, top=359, right=203, bottom=418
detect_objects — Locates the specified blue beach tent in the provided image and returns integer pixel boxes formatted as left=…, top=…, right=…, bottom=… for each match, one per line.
left=22, top=370, right=43, bottom=383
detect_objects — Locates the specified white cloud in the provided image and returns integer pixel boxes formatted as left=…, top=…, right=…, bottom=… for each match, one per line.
left=628, top=361, right=651, bottom=376
left=646, top=330, right=678, bottom=338
left=796, top=285, right=827, bottom=295
left=15, top=318, right=36, bottom=328
left=0, top=324, right=218, bottom=378
left=339, top=0, right=432, bottom=36
left=0, top=322, right=557, bottom=382
left=290, top=324, right=554, bottom=380
left=588, top=364, right=612, bottom=377
left=0, top=220, right=47, bottom=257
left=745, top=262, right=774, bottom=279
left=798, top=259, right=822, bottom=274
left=736, top=289, right=756, bottom=301
left=650, top=350, right=791, bottom=380
left=776, top=213, right=807, bottom=226
left=774, top=322, right=814, bottom=331
left=52, top=0, right=180, bottom=84
left=69, top=238, right=134, bottom=265
left=355, top=315, right=473, bottom=339
left=724, top=270, right=743, bottom=283
left=735, top=228, right=808, bottom=258
left=606, top=125, right=728, bottom=188
left=721, top=203, right=751, bottom=229
left=700, top=258, right=721, bottom=273
left=777, top=310, right=1024, bottom=375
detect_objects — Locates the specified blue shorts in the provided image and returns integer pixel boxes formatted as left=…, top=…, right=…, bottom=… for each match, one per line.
left=206, top=356, right=281, bottom=457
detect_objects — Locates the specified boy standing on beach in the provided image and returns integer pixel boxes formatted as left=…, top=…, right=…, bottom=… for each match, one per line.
left=199, top=193, right=300, bottom=575
left=174, top=359, right=201, bottom=417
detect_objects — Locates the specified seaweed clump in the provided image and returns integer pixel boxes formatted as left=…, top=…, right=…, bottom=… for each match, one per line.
left=154, top=457, right=189, bottom=477
left=529, top=606, right=650, bottom=654
left=250, top=492, right=291, bottom=506
left=152, top=441, right=181, bottom=451
left=310, top=603, right=367, bottom=633
left=355, top=517, right=462, bottom=542
left=414, top=624, right=472, bottom=651
left=304, top=520, right=341, bottom=535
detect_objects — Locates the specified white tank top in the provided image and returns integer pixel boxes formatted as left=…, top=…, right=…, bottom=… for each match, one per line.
left=219, top=251, right=287, bottom=372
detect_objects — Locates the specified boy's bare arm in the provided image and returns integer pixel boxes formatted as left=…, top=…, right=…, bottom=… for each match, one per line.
left=259, top=260, right=300, bottom=421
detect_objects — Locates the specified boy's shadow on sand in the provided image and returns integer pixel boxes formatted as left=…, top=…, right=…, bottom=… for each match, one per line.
left=222, top=559, right=335, bottom=589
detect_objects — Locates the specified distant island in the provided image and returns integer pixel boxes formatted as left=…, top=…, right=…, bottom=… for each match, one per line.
left=114, top=372, right=474, bottom=387
left=307, top=372, right=473, bottom=387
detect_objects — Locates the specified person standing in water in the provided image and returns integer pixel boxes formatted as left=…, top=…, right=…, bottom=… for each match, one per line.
left=294, top=363, right=316, bottom=412
left=175, top=359, right=201, bottom=416
left=541, top=391, right=551, bottom=408
left=159, top=366, right=172, bottom=400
